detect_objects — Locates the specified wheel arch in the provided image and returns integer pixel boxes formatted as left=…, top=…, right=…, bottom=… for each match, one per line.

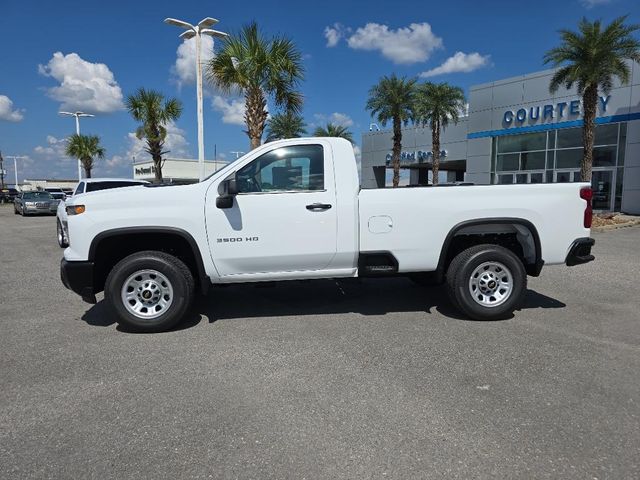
left=89, top=227, right=210, bottom=295
left=436, top=218, right=543, bottom=281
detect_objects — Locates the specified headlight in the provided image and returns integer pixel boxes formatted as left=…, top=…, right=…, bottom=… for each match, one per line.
left=66, top=205, right=85, bottom=215
left=25, top=202, right=36, bottom=206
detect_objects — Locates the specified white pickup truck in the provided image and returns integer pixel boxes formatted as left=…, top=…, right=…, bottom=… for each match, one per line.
left=60, top=137, right=595, bottom=332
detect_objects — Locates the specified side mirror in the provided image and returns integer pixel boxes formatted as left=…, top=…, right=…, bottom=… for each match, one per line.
left=216, top=175, right=238, bottom=209
left=227, top=178, right=238, bottom=195
left=216, top=195, right=234, bottom=209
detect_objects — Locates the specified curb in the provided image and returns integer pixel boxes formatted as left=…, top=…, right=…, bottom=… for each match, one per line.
left=592, top=221, right=640, bottom=232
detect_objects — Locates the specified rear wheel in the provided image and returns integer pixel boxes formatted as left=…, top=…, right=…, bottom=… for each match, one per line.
left=446, top=244, right=527, bottom=320
left=105, top=251, right=194, bottom=333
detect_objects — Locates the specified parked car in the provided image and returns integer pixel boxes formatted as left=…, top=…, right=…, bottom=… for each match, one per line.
left=44, top=187, right=66, bottom=201
left=0, top=187, right=19, bottom=203
left=57, top=178, right=149, bottom=247
left=14, top=191, right=58, bottom=216
left=60, top=138, right=595, bottom=332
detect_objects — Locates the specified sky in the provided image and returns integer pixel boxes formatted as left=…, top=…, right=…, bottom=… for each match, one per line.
left=0, top=0, right=637, bottom=182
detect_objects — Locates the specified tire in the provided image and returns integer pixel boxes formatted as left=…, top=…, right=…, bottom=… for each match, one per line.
left=104, top=251, right=195, bottom=333
left=57, top=220, right=68, bottom=248
left=14, top=205, right=19, bottom=215
left=446, top=244, right=527, bottom=320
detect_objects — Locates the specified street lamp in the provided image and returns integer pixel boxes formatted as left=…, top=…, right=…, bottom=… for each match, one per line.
left=59, top=111, right=95, bottom=180
left=6, top=155, right=28, bottom=188
left=164, top=17, right=228, bottom=181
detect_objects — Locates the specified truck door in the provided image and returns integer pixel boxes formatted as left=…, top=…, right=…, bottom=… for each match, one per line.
left=205, top=143, right=338, bottom=277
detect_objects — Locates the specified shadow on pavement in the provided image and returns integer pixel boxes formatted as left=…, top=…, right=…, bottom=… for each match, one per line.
left=80, top=277, right=566, bottom=332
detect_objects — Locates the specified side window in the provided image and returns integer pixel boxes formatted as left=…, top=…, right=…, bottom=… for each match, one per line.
left=236, top=145, right=324, bottom=193
left=74, top=182, right=85, bottom=195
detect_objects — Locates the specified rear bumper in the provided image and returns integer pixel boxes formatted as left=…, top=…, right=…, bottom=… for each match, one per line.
left=566, top=237, right=595, bottom=266
left=60, top=258, right=97, bottom=303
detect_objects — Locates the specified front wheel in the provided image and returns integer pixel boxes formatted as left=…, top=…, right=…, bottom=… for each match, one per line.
left=104, top=251, right=195, bottom=333
left=446, top=244, right=527, bottom=320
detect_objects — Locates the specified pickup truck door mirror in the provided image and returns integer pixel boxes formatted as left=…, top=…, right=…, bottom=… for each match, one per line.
left=216, top=176, right=238, bottom=209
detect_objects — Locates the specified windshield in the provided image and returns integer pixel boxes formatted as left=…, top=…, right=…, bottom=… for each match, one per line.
left=23, top=192, right=53, bottom=200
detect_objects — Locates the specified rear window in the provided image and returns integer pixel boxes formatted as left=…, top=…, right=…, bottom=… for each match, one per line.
left=86, top=181, right=145, bottom=193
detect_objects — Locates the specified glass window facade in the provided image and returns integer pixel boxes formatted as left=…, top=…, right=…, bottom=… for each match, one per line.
left=492, top=122, right=627, bottom=211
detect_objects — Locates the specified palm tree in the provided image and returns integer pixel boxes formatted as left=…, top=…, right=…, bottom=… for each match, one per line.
left=544, top=16, right=640, bottom=182
left=415, top=82, right=466, bottom=185
left=207, top=22, right=304, bottom=150
left=65, top=134, right=105, bottom=178
left=366, top=74, right=417, bottom=187
left=126, top=88, right=183, bottom=183
left=265, top=112, right=307, bottom=142
left=313, top=123, right=354, bottom=143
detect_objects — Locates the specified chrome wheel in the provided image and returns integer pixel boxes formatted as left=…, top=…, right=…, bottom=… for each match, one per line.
left=120, top=269, right=174, bottom=320
left=468, top=261, right=513, bottom=307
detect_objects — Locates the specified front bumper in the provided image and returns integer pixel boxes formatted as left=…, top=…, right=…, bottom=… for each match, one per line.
left=60, top=258, right=97, bottom=303
left=566, top=237, right=595, bottom=266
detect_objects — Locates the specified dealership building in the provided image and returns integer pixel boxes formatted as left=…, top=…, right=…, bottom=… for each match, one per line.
left=133, top=157, right=228, bottom=183
left=361, top=60, right=640, bottom=213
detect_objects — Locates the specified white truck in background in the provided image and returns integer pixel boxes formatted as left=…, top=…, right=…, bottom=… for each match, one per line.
left=60, top=138, right=595, bottom=332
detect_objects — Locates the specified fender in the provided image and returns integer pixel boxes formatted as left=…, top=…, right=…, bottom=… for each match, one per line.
left=435, top=217, right=543, bottom=281
left=88, top=226, right=210, bottom=295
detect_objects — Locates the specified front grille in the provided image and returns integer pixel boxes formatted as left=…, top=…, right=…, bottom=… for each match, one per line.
left=35, top=202, right=48, bottom=208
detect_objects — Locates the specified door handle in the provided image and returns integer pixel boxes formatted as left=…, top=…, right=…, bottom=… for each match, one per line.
left=306, top=203, right=332, bottom=211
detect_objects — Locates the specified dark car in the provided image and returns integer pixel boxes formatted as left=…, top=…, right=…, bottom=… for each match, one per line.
left=14, top=191, right=58, bottom=216
left=0, top=187, right=19, bottom=203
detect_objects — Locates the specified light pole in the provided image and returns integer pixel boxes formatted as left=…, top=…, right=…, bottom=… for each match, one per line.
left=164, top=17, right=228, bottom=181
left=230, top=151, right=245, bottom=159
left=6, top=155, right=27, bottom=188
left=59, top=111, right=95, bottom=180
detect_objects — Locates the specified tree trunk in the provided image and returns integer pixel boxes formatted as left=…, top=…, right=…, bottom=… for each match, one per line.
left=431, top=120, right=440, bottom=186
left=581, top=85, right=598, bottom=182
left=245, top=87, right=268, bottom=150
left=392, top=115, right=402, bottom=188
left=83, top=157, right=92, bottom=178
left=147, top=137, right=164, bottom=184
left=153, top=154, right=163, bottom=184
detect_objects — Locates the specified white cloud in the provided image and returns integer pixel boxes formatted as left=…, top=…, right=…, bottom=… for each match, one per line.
left=212, top=96, right=245, bottom=125
left=125, top=122, right=190, bottom=161
left=38, top=52, right=124, bottom=113
left=580, top=0, right=612, bottom=8
left=0, top=95, right=24, bottom=122
left=313, top=112, right=354, bottom=128
left=33, top=135, right=68, bottom=160
left=347, top=22, right=443, bottom=65
left=172, top=35, right=215, bottom=87
left=324, top=23, right=349, bottom=47
left=420, top=52, right=490, bottom=78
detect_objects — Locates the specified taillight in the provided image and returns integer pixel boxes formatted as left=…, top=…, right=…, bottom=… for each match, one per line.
left=580, top=187, right=593, bottom=228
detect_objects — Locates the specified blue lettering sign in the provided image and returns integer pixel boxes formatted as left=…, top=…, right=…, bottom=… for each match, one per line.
left=503, top=110, right=514, bottom=124
left=543, top=104, right=554, bottom=119
left=569, top=100, right=580, bottom=115
left=529, top=106, right=540, bottom=120
left=599, top=95, right=610, bottom=112
left=515, top=108, right=527, bottom=123
left=557, top=102, right=567, bottom=117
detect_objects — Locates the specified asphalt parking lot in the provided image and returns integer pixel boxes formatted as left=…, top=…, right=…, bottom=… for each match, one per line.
left=1, top=206, right=639, bottom=479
